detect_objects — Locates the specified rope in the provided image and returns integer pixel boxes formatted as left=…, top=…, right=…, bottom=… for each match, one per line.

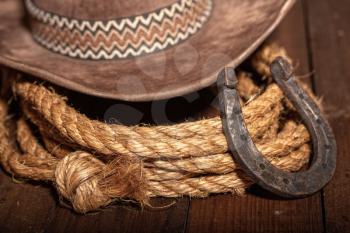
left=0, top=44, right=313, bottom=213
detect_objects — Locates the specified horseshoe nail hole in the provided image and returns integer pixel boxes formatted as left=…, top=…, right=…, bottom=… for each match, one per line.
left=325, top=144, right=331, bottom=150
left=322, top=163, right=328, bottom=169
left=316, top=118, right=322, bottom=124
left=240, top=134, right=247, bottom=141
left=299, top=93, right=305, bottom=99
left=259, top=163, right=266, bottom=170
left=283, top=178, right=290, bottom=184
left=233, top=108, right=241, bottom=115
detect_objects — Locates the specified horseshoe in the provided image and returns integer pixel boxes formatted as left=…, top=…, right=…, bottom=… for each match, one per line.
left=217, top=57, right=337, bottom=197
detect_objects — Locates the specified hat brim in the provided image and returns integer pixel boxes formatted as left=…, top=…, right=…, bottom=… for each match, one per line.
left=0, top=0, right=295, bottom=101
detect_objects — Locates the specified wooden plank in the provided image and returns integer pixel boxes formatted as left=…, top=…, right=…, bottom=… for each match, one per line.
left=304, top=0, right=350, bottom=232
left=0, top=171, right=57, bottom=233
left=46, top=198, right=189, bottom=233
left=185, top=2, right=325, bottom=233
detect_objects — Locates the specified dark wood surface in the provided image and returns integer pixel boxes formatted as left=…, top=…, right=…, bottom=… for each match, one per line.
left=305, top=0, right=350, bottom=232
left=1, top=0, right=350, bottom=232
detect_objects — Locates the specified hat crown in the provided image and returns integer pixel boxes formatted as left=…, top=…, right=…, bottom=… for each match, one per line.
left=32, top=0, right=177, bottom=20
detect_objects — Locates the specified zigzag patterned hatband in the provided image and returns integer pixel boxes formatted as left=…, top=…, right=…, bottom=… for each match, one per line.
left=25, top=0, right=213, bottom=60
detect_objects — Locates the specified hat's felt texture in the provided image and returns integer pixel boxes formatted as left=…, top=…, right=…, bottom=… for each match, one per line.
left=0, top=0, right=295, bottom=101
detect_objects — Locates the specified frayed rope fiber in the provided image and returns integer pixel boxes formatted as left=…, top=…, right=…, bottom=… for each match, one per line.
left=0, top=44, right=316, bottom=213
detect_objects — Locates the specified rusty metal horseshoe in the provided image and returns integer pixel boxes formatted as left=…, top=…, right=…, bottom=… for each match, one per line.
left=217, top=57, right=337, bottom=197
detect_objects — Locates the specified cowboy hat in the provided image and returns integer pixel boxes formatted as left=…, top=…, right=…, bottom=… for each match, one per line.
left=0, top=0, right=295, bottom=101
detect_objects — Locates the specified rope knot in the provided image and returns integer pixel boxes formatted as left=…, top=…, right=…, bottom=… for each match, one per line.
left=55, top=151, right=147, bottom=213
left=55, top=151, right=110, bottom=213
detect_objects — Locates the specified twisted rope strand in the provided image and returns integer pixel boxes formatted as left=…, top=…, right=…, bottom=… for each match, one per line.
left=0, top=44, right=314, bottom=213
left=14, top=82, right=284, bottom=159
left=20, top=115, right=309, bottom=180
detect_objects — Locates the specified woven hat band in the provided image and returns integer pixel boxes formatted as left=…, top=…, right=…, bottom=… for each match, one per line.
left=25, top=0, right=213, bottom=60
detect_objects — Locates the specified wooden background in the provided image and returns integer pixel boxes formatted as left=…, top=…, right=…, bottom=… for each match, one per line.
left=1, top=0, right=349, bottom=232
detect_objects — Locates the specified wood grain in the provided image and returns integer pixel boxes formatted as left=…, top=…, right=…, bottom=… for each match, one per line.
left=46, top=198, right=189, bottom=233
left=0, top=172, right=57, bottom=233
left=304, top=0, right=350, bottom=232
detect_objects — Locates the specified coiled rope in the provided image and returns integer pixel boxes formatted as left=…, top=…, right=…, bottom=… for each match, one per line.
left=0, top=45, right=314, bottom=213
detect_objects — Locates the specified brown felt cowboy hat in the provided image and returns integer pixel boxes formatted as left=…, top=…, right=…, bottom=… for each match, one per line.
left=0, top=0, right=295, bottom=101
